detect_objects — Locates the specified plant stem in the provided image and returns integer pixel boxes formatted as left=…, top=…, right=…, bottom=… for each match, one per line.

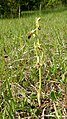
left=38, top=66, right=42, bottom=106
left=39, top=66, right=41, bottom=90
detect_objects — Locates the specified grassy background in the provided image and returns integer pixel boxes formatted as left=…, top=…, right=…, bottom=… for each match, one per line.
left=0, top=9, right=67, bottom=119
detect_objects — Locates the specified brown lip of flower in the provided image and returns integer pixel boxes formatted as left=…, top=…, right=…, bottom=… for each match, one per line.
left=28, top=29, right=36, bottom=39
left=28, top=32, right=32, bottom=39
left=28, top=26, right=41, bottom=39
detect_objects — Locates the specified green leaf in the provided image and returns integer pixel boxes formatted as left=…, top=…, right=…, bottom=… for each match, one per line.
left=50, top=91, right=56, bottom=101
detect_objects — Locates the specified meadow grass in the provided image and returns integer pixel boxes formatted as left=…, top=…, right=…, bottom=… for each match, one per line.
left=0, top=9, right=67, bottom=119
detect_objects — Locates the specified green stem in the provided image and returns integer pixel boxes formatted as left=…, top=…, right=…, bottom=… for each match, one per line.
left=37, top=66, right=42, bottom=106
left=39, top=66, right=41, bottom=90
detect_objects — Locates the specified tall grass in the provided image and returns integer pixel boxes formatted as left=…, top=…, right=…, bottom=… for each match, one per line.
left=0, top=9, right=67, bottom=118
